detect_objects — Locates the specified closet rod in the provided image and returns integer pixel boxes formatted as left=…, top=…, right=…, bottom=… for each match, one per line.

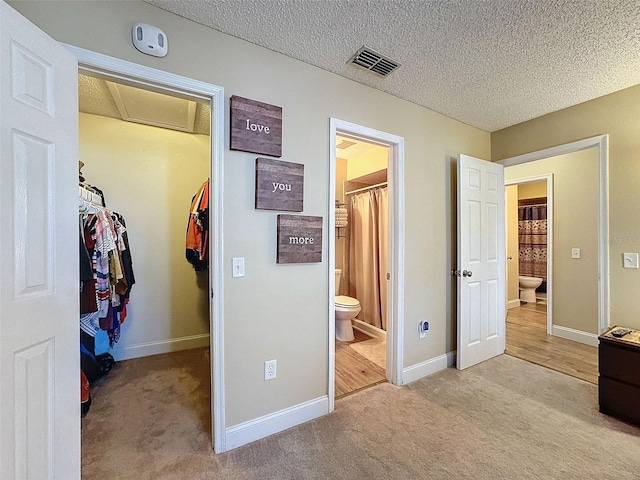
left=344, top=181, right=388, bottom=196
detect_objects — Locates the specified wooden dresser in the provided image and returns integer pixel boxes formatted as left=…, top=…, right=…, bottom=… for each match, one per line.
left=598, top=326, right=640, bottom=426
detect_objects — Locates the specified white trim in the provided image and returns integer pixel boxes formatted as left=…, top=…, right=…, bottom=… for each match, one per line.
left=402, top=351, right=456, bottom=385
left=66, top=45, right=227, bottom=453
left=552, top=325, right=599, bottom=347
left=225, top=396, right=329, bottom=451
left=507, top=299, right=521, bottom=310
left=328, top=118, right=405, bottom=410
left=111, top=334, right=210, bottom=360
left=352, top=319, right=386, bottom=340
left=498, top=135, right=609, bottom=335
left=505, top=174, right=554, bottom=334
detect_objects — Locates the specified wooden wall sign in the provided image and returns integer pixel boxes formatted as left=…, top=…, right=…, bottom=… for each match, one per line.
left=256, top=158, right=304, bottom=212
left=230, top=95, right=282, bottom=157
left=277, top=215, right=323, bottom=264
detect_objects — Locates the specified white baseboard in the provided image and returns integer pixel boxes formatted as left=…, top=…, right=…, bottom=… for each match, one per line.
left=401, top=351, right=456, bottom=385
left=111, top=333, right=210, bottom=360
left=225, top=396, right=329, bottom=451
left=352, top=319, right=386, bottom=339
left=507, top=299, right=521, bottom=310
left=552, top=325, right=598, bottom=347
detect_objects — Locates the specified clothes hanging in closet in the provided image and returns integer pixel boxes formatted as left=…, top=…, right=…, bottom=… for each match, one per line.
left=79, top=197, right=135, bottom=346
left=185, top=179, right=209, bottom=271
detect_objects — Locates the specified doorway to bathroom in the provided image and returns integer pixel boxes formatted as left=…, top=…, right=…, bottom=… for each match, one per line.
left=499, top=138, right=608, bottom=384
left=328, top=119, right=405, bottom=409
left=505, top=175, right=552, bottom=330
left=335, top=135, right=389, bottom=398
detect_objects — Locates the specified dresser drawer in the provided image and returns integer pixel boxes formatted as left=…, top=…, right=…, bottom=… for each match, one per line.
left=599, top=376, right=640, bottom=427
left=599, top=340, right=640, bottom=385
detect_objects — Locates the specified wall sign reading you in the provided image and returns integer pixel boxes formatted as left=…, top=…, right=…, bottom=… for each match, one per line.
left=230, top=95, right=282, bottom=157
left=277, top=215, right=322, bottom=264
left=256, top=158, right=304, bottom=212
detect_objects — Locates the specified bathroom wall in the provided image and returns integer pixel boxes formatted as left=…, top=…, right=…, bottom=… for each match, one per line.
left=505, top=149, right=599, bottom=334
left=335, top=157, right=347, bottom=293
left=346, top=144, right=388, bottom=180
left=518, top=181, right=546, bottom=199
left=506, top=185, right=519, bottom=307
left=79, top=112, right=210, bottom=358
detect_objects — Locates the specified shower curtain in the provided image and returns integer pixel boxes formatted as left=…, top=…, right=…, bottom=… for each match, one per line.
left=518, top=202, right=547, bottom=292
left=348, top=187, right=388, bottom=330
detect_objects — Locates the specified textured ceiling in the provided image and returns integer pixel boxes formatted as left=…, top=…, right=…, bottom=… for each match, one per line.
left=144, top=0, right=640, bottom=132
left=79, top=74, right=211, bottom=135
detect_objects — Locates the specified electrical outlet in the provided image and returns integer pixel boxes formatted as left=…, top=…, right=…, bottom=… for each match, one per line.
left=264, top=359, right=277, bottom=380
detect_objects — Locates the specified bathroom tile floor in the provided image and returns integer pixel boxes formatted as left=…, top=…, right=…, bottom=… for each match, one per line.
left=335, top=330, right=386, bottom=399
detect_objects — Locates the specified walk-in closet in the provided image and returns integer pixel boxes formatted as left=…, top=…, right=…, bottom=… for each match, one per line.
left=77, top=72, right=212, bottom=455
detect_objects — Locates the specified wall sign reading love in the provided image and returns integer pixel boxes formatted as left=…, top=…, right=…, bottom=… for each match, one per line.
left=277, top=215, right=323, bottom=264
left=230, top=95, right=282, bottom=157
left=255, top=158, right=304, bottom=212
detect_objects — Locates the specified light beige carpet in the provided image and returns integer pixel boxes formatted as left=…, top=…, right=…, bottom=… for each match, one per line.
left=82, top=350, right=640, bottom=479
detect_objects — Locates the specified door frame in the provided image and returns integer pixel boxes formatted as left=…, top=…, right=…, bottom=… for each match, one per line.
left=64, top=45, right=227, bottom=451
left=498, top=134, right=609, bottom=339
left=505, top=174, right=554, bottom=334
left=328, top=118, right=405, bottom=410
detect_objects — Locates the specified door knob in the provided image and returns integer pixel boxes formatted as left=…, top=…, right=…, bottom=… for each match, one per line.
left=462, top=270, right=473, bottom=277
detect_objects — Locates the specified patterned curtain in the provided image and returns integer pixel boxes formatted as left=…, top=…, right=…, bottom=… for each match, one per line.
left=518, top=201, right=547, bottom=292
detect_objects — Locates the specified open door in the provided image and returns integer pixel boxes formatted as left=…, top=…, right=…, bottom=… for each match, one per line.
left=1, top=3, right=79, bottom=477
left=456, top=154, right=506, bottom=370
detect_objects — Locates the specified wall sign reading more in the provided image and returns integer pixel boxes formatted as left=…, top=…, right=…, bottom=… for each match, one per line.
left=230, top=95, right=282, bottom=157
left=277, top=215, right=322, bottom=264
left=255, top=158, right=304, bottom=212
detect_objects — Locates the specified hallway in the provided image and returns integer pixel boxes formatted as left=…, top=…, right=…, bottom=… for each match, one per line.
left=506, top=303, right=598, bottom=384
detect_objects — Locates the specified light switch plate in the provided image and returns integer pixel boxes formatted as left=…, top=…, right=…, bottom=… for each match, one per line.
left=571, top=248, right=581, bottom=259
left=232, top=257, right=245, bottom=277
left=623, top=253, right=639, bottom=269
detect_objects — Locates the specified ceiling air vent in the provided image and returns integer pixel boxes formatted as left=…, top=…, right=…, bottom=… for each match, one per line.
left=349, top=46, right=400, bottom=77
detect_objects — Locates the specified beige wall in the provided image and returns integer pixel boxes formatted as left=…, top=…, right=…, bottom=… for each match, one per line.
left=335, top=157, right=347, bottom=290
left=79, top=113, right=210, bottom=354
left=346, top=144, right=388, bottom=180
left=518, top=180, right=546, bottom=199
left=493, top=84, right=640, bottom=330
left=505, top=150, right=599, bottom=334
left=505, top=185, right=519, bottom=306
left=12, top=1, right=490, bottom=427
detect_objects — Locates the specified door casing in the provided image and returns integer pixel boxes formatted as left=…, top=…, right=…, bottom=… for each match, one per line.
left=498, top=135, right=610, bottom=340
left=328, top=119, right=405, bottom=410
left=65, top=45, right=228, bottom=452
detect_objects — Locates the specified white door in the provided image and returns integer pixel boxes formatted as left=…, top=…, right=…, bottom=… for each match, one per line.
left=456, top=154, right=505, bottom=370
left=1, top=3, right=79, bottom=478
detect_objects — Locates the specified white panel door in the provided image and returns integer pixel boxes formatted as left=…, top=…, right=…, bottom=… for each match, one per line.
left=457, top=154, right=505, bottom=370
left=0, top=3, right=79, bottom=478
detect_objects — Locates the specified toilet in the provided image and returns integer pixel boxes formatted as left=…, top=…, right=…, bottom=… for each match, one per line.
left=518, top=276, right=543, bottom=303
left=335, top=269, right=360, bottom=341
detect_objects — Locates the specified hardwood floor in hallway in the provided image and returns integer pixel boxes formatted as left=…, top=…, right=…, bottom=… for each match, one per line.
left=506, top=303, right=598, bottom=384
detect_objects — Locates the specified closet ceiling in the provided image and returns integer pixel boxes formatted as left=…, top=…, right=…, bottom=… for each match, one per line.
left=144, top=0, right=640, bottom=132
left=78, top=74, right=211, bottom=135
